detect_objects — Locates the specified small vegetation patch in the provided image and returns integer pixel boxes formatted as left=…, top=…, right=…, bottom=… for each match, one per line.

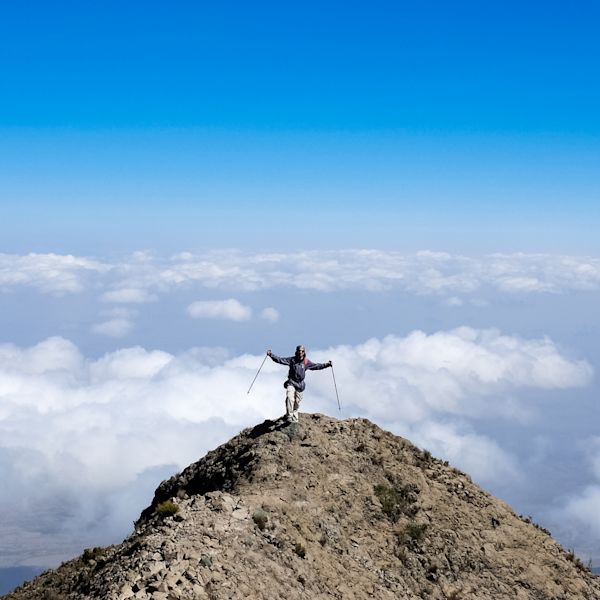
left=42, top=592, right=66, bottom=600
left=155, top=500, right=180, bottom=518
left=294, top=542, right=306, bottom=559
left=404, top=521, right=428, bottom=542
left=252, top=507, right=269, bottom=530
left=565, top=549, right=588, bottom=572
left=82, top=547, right=106, bottom=563
left=373, top=481, right=419, bottom=522
left=200, top=555, right=213, bottom=568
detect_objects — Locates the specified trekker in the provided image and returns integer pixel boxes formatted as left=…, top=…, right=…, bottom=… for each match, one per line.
left=267, top=345, right=332, bottom=423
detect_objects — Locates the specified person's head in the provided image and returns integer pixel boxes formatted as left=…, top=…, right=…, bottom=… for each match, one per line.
left=295, top=345, right=306, bottom=359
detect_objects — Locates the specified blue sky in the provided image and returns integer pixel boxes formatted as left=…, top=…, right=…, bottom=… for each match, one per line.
left=1, top=0, right=600, bottom=589
left=2, top=1, right=600, bottom=132
left=1, top=0, right=600, bottom=253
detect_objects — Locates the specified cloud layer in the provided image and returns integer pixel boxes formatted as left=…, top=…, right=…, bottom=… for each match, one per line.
left=0, top=328, right=592, bottom=567
left=0, top=253, right=109, bottom=295
left=2, top=250, right=600, bottom=298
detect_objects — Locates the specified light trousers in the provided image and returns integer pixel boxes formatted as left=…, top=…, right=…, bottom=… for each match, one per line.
left=285, top=384, right=303, bottom=423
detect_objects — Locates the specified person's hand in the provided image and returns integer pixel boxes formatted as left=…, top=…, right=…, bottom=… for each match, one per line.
left=327, top=360, right=332, bottom=367
left=267, top=349, right=272, bottom=356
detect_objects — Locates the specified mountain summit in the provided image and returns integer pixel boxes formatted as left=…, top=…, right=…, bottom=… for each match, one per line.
left=6, top=414, right=600, bottom=599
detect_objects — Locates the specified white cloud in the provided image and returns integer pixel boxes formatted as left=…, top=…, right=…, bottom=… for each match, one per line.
left=562, top=486, right=600, bottom=541
left=408, top=420, right=519, bottom=485
left=305, top=328, right=592, bottom=427
left=444, top=296, right=464, bottom=307
left=260, top=307, right=280, bottom=323
left=91, top=319, right=134, bottom=338
left=549, top=438, right=600, bottom=561
left=0, top=328, right=591, bottom=566
left=557, top=437, right=600, bottom=533
left=100, top=288, right=157, bottom=304
left=3, top=251, right=600, bottom=300
left=120, top=250, right=600, bottom=297
left=0, top=336, right=83, bottom=376
left=0, top=253, right=109, bottom=295
left=187, top=299, right=252, bottom=321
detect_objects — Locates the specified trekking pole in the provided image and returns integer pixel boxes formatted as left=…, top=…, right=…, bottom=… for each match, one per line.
left=331, top=364, right=341, bottom=413
left=247, top=354, right=268, bottom=395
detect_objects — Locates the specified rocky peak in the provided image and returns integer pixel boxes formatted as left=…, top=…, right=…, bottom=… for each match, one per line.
left=6, top=414, right=600, bottom=599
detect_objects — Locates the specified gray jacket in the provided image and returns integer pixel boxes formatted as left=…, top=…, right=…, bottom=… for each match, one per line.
left=269, top=353, right=329, bottom=391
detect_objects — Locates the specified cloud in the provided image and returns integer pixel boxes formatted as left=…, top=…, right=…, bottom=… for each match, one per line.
left=100, top=288, right=157, bottom=304
left=3, top=251, right=600, bottom=300
left=305, top=328, right=592, bottom=426
left=444, top=296, right=464, bottom=307
left=407, top=420, right=519, bottom=485
left=187, top=299, right=252, bottom=321
left=562, top=486, right=600, bottom=540
left=0, top=328, right=591, bottom=567
left=554, top=437, right=600, bottom=553
left=260, top=307, right=280, bottom=323
left=117, top=250, right=600, bottom=297
left=91, top=319, right=134, bottom=338
left=0, top=253, right=109, bottom=295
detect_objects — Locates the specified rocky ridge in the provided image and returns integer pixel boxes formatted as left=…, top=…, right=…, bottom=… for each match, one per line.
left=5, top=413, right=600, bottom=600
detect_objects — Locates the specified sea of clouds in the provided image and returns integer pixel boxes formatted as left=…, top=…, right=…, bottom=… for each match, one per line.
left=1, top=249, right=600, bottom=567
left=0, top=326, right=593, bottom=566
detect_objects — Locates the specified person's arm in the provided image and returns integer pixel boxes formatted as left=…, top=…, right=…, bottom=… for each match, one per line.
left=267, top=350, right=292, bottom=366
left=306, top=359, right=332, bottom=370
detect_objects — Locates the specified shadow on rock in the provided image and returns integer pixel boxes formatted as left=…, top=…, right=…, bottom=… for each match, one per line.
left=248, top=417, right=290, bottom=439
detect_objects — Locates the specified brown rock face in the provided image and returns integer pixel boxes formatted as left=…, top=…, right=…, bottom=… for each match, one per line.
left=6, top=414, right=600, bottom=600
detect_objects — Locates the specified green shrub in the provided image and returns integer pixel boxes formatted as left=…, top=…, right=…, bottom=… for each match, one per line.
left=374, top=484, right=402, bottom=521
left=374, top=482, right=419, bottom=521
left=252, top=508, right=268, bottom=530
left=200, top=555, right=213, bottom=568
left=405, top=521, right=427, bottom=542
left=155, top=500, right=180, bottom=518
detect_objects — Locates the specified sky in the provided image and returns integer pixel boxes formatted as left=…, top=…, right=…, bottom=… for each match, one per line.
left=1, top=0, right=600, bottom=587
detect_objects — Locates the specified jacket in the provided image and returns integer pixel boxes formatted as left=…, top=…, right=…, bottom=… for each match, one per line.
left=269, top=353, right=329, bottom=391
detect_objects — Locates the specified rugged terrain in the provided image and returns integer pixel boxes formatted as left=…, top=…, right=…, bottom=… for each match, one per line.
left=5, top=414, right=600, bottom=599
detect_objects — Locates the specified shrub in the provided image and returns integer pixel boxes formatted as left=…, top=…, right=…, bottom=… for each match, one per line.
left=82, top=547, right=106, bottom=563
left=200, top=555, right=213, bottom=568
left=565, top=549, right=588, bottom=571
left=294, top=543, right=306, bottom=559
left=252, top=508, right=269, bottom=530
left=155, top=500, right=180, bottom=518
left=405, top=521, right=427, bottom=542
left=373, top=482, right=419, bottom=522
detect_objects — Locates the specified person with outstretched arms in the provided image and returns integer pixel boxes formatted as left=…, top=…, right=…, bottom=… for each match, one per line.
left=267, top=345, right=332, bottom=423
